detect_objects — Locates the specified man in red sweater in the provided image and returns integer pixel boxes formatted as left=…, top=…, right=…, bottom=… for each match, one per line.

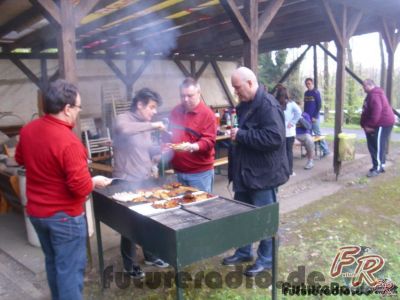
left=169, top=77, right=216, bottom=192
left=360, top=79, right=395, bottom=177
left=15, top=79, right=111, bottom=300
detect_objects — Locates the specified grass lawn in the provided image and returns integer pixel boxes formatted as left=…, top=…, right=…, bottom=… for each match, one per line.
left=85, top=163, right=400, bottom=300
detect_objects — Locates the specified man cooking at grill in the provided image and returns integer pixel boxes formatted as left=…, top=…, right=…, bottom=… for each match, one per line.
left=113, top=88, right=169, bottom=278
left=221, top=67, right=289, bottom=277
left=169, top=77, right=216, bottom=193
left=15, top=79, right=112, bottom=300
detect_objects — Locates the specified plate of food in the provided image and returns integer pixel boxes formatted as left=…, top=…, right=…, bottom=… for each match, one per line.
left=130, top=199, right=181, bottom=216
left=180, top=191, right=219, bottom=206
left=112, top=192, right=144, bottom=202
left=168, top=142, right=191, bottom=151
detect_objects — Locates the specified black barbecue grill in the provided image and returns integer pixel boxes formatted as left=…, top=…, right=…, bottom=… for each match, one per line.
left=92, top=180, right=279, bottom=299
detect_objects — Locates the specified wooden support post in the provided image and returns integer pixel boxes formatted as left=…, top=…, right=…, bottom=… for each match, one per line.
left=381, top=19, right=400, bottom=105
left=58, top=0, right=77, bottom=84
left=40, top=58, right=48, bottom=90
left=334, top=43, right=345, bottom=177
left=126, top=59, right=133, bottom=100
left=322, top=0, right=363, bottom=178
left=313, top=45, right=318, bottom=89
left=190, top=60, right=196, bottom=78
left=243, top=0, right=258, bottom=73
left=221, top=0, right=283, bottom=75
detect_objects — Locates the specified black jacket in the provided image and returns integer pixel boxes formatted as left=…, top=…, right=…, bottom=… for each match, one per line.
left=228, top=87, right=290, bottom=190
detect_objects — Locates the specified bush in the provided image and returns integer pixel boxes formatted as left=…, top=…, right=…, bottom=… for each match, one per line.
left=345, top=112, right=361, bottom=125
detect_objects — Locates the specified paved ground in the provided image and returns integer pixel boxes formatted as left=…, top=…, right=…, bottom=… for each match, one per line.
left=0, top=139, right=396, bottom=299
left=320, top=126, right=400, bottom=141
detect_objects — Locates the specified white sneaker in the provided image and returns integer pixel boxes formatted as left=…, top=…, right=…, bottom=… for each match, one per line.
left=144, top=259, right=169, bottom=268
left=304, top=160, right=314, bottom=170
left=290, top=172, right=296, bottom=176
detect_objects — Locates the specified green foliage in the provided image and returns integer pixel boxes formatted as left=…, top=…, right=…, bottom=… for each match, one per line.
left=258, top=50, right=288, bottom=91
left=258, top=50, right=304, bottom=102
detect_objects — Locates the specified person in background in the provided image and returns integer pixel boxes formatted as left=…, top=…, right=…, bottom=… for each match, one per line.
left=15, top=79, right=112, bottom=300
left=276, top=86, right=302, bottom=176
left=222, top=67, right=289, bottom=277
left=169, top=77, right=216, bottom=193
left=360, top=79, right=395, bottom=177
left=113, top=88, right=169, bottom=278
left=296, top=111, right=315, bottom=170
left=303, top=78, right=330, bottom=157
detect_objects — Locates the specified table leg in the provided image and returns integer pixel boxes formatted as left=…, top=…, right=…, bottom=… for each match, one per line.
left=175, top=267, right=184, bottom=300
left=272, top=235, right=277, bottom=300
left=95, top=218, right=105, bottom=289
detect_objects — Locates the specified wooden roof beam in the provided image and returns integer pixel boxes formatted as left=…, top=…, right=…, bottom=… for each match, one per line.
left=317, top=43, right=363, bottom=84
left=29, top=0, right=60, bottom=26
left=9, top=56, right=42, bottom=89
left=220, top=0, right=251, bottom=40
left=0, top=7, right=42, bottom=38
left=258, top=0, right=284, bottom=40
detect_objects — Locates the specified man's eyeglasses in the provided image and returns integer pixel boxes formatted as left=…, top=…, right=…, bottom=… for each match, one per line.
left=71, top=104, right=82, bottom=110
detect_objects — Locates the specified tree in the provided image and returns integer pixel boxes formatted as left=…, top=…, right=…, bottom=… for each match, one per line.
left=323, top=42, right=332, bottom=119
left=258, top=50, right=288, bottom=91
left=379, top=33, right=386, bottom=89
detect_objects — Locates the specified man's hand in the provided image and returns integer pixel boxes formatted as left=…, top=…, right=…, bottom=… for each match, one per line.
left=231, top=127, right=239, bottom=141
left=151, top=121, right=166, bottom=131
left=312, top=117, right=317, bottom=123
left=181, top=142, right=199, bottom=152
left=364, top=126, right=375, bottom=133
left=92, top=175, right=112, bottom=188
left=287, top=123, right=293, bottom=129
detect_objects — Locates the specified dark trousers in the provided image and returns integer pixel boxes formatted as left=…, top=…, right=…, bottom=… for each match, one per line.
left=286, top=137, right=295, bottom=174
left=120, top=236, right=157, bottom=270
left=365, top=126, right=392, bottom=171
left=233, top=188, right=277, bottom=268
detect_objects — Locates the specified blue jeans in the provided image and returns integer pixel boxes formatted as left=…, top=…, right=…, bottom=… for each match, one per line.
left=233, top=188, right=277, bottom=268
left=30, top=212, right=87, bottom=300
left=312, top=118, right=330, bottom=155
left=176, top=169, right=214, bottom=193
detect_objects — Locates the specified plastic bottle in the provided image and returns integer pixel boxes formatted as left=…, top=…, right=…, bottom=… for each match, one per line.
left=215, top=112, right=221, bottom=129
left=225, top=109, right=232, bottom=128
left=231, top=108, right=238, bottom=128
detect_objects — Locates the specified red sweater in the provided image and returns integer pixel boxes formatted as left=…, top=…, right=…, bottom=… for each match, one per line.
left=15, top=115, right=93, bottom=217
left=170, top=101, right=216, bottom=173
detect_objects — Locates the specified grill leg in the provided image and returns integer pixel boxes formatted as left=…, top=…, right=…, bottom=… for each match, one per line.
left=272, top=235, right=278, bottom=300
left=175, top=267, right=184, bottom=300
left=95, top=218, right=105, bottom=290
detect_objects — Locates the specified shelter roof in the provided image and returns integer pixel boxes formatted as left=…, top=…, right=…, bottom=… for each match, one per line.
left=0, top=0, right=399, bottom=60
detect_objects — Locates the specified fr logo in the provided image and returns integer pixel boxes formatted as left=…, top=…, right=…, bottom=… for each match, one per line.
left=330, top=245, right=385, bottom=287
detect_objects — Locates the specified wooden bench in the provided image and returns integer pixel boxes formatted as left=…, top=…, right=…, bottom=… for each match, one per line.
left=295, top=135, right=326, bottom=159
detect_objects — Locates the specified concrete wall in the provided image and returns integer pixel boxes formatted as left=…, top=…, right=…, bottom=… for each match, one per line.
left=0, top=58, right=237, bottom=127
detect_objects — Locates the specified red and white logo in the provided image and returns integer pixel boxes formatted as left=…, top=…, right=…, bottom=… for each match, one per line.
left=330, top=245, right=385, bottom=287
